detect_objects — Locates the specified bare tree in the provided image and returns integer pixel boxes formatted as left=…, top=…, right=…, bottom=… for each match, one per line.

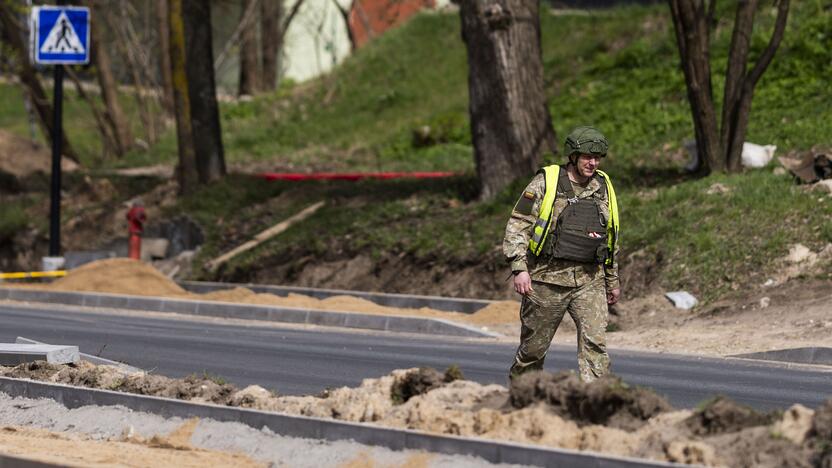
left=260, top=0, right=282, bottom=91
left=238, top=0, right=260, bottom=95
left=669, top=0, right=790, bottom=174
left=184, top=0, right=226, bottom=183
left=168, top=0, right=198, bottom=194
left=157, top=0, right=175, bottom=115
left=458, top=0, right=557, bottom=200
left=88, top=0, right=133, bottom=156
left=0, top=2, right=79, bottom=163
left=65, top=66, right=118, bottom=158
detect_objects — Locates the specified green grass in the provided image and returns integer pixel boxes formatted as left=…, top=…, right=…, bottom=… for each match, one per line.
left=0, top=200, right=28, bottom=241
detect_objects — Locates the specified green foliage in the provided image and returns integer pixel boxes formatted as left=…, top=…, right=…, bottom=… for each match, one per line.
left=0, top=200, right=28, bottom=240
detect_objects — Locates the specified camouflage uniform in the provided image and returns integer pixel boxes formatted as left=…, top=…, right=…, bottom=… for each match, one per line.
left=504, top=171, right=619, bottom=382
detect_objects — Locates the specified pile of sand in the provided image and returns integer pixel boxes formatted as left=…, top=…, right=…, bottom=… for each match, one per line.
left=3, top=361, right=828, bottom=467
left=0, top=422, right=264, bottom=468
left=39, top=259, right=519, bottom=327
left=50, top=258, right=188, bottom=297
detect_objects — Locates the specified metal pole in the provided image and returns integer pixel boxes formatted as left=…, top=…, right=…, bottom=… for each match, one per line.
left=49, top=64, right=63, bottom=257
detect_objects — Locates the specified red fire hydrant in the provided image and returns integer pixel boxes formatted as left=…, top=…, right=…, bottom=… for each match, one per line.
left=126, top=201, right=146, bottom=260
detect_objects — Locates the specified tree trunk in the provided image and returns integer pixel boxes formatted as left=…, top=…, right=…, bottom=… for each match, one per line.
left=668, top=0, right=721, bottom=174
left=238, top=0, right=260, bottom=95
left=184, top=0, right=226, bottom=184
left=168, top=0, right=198, bottom=194
left=260, top=0, right=282, bottom=91
left=458, top=0, right=557, bottom=200
left=89, top=0, right=133, bottom=156
left=669, top=0, right=789, bottom=174
left=0, top=3, right=79, bottom=163
left=157, top=0, right=175, bottom=115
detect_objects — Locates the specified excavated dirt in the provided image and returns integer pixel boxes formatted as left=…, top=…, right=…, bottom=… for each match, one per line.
left=2, top=362, right=830, bottom=467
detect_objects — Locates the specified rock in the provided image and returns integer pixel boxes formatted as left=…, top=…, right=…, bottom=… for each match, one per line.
left=772, top=167, right=788, bottom=176
left=772, top=404, right=814, bottom=445
left=785, top=244, right=816, bottom=264
left=741, top=142, right=776, bottom=168
left=812, top=179, right=832, bottom=194
left=759, top=297, right=771, bottom=309
left=665, top=291, right=698, bottom=310
left=665, top=440, right=717, bottom=466
left=705, top=183, right=732, bottom=195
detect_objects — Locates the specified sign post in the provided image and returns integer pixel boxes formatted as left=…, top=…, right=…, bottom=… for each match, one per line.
left=30, top=5, right=89, bottom=268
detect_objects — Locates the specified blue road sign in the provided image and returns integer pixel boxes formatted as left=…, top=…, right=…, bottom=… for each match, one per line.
left=31, top=6, right=90, bottom=65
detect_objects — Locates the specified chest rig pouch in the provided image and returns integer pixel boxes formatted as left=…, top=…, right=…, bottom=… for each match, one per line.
left=547, top=169, right=608, bottom=263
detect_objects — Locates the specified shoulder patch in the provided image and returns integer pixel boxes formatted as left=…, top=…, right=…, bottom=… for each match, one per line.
left=514, top=191, right=535, bottom=215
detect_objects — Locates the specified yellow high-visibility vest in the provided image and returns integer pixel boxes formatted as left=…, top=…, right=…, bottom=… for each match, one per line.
left=528, top=165, right=619, bottom=266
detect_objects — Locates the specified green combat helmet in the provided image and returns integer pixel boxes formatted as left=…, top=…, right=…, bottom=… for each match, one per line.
left=564, top=126, right=608, bottom=159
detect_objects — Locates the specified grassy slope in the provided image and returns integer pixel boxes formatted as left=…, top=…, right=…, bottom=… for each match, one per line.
left=2, top=3, right=830, bottom=300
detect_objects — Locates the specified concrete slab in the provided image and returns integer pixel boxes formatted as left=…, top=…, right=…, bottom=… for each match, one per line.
left=15, top=337, right=143, bottom=374
left=0, top=344, right=80, bottom=365
left=0, top=377, right=684, bottom=468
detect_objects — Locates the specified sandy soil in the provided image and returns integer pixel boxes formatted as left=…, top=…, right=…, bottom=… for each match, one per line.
left=1, top=362, right=830, bottom=467
left=0, top=421, right=266, bottom=468
left=0, top=130, right=78, bottom=178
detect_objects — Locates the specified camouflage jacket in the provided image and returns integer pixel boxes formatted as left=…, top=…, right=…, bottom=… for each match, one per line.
left=503, top=171, right=620, bottom=290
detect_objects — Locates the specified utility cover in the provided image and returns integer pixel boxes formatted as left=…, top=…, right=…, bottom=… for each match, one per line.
left=30, top=6, right=90, bottom=65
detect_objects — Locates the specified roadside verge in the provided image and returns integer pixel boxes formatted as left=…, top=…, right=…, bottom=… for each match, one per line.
left=0, top=288, right=498, bottom=338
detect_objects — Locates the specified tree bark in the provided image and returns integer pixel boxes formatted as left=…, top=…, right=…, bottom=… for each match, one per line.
left=260, top=0, right=282, bottom=91
left=0, top=3, right=79, bottom=163
left=88, top=0, right=133, bottom=156
left=669, top=0, right=790, bottom=174
left=157, top=0, right=175, bottom=115
left=184, top=0, right=226, bottom=183
left=458, top=0, right=557, bottom=200
left=238, top=0, right=260, bottom=95
left=168, top=0, right=198, bottom=194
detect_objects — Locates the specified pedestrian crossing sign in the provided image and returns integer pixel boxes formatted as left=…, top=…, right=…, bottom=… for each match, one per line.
left=30, top=6, right=90, bottom=65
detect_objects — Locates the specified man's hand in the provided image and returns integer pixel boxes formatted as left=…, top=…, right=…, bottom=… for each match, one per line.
left=606, top=288, right=621, bottom=305
left=513, top=271, right=533, bottom=295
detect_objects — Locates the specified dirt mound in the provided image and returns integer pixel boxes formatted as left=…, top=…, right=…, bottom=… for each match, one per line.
left=50, top=258, right=188, bottom=297
left=390, top=366, right=463, bottom=404
left=3, top=361, right=234, bottom=405
left=0, top=129, right=78, bottom=179
left=685, top=396, right=775, bottom=436
left=3, top=361, right=831, bottom=466
left=508, top=371, right=672, bottom=431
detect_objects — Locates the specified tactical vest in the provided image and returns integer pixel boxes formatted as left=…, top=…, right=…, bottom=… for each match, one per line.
left=528, top=165, right=619, bottom=265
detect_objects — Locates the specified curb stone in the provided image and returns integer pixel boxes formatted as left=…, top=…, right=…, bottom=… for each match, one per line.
left=0, top=288, right=498, bottom=338
left=0, top=377, right=686, bottom=468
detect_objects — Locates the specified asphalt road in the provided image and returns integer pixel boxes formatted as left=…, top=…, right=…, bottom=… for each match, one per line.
left=1, top=303, right=829, bottom=411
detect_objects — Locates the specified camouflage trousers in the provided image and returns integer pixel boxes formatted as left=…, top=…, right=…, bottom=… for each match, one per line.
left=509, top=278, right=610, bottom=382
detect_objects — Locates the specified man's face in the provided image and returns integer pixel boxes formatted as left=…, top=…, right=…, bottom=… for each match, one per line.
left=575, top=154, right=602, bottom=177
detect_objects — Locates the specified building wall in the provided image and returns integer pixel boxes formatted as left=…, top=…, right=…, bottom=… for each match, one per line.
left=281, top=0, right=353, bottom=82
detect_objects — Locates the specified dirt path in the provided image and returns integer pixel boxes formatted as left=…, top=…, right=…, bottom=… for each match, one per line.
left=0, top=422, right=265, bottom=468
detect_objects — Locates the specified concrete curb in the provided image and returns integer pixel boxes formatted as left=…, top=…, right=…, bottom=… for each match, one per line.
left=0, top=454, right=63, bottom=468
left=15, top=337, right=144, bottom=374
left=0, top=288, right=498, bottom=338
left=0, top=377, right=685, bottom=468
left=732, top=347, right=832, bottom=366
left=179, top=280, right=495, bottom=314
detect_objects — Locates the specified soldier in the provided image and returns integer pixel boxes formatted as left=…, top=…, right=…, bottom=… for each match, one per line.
left=503, top=126, right=620, bottom=382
